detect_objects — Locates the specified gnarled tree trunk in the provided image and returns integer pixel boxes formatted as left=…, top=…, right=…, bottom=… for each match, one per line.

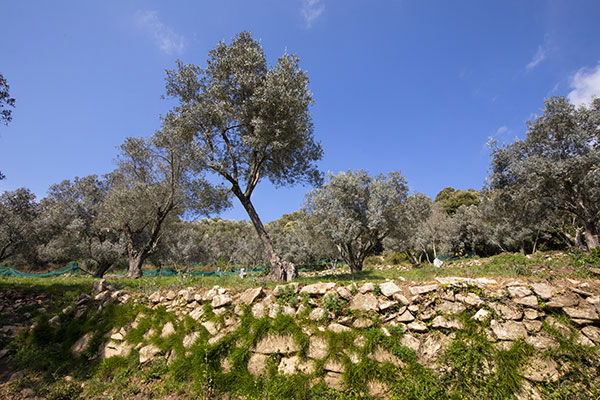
left=232, top=185, right=296, bottom=281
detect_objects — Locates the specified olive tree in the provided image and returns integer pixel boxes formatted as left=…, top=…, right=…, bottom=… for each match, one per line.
left=100, top=127, right=230, bottom=278
left=386, top=193, right=453, bottom=264
left=163, top=31, right=323, bottom=281
left=304, top=170, right=408, bottom=273
left=1, top=73, right=16, bottom=180
left=488, top=97, right=600, bottom=249
left=36, top=175, right=125, bottom=276
left=0, top=188, right=38, bottom=266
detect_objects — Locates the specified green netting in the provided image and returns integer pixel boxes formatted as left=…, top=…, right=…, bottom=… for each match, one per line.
left=0, top=259, right=341, bottom=279
left=0, top=262, right=92, bottom=278
left=436, top=253, right=474, bottom=262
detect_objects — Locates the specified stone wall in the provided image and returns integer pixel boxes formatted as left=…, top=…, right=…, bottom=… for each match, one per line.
left=73, top=276, right=600, bottom=398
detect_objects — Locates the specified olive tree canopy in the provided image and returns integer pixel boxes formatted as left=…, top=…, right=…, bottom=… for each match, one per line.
left=101, top=127, right=230, bottom=278
left=0, top=188, right=38, bottom=265
left=37, top=175, right=125, bottom=276
left=488, top=96, right=600, bottom=249
left=163, top=31, right=323, bottom=281
left=304, top=170, right=408, bottom=273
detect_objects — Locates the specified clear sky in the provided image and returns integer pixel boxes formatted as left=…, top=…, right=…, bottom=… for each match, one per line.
left=2, top=1, right=600, bottom=222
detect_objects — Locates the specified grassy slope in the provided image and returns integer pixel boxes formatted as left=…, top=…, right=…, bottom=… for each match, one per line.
left=0, top=250, right=599, bottom=399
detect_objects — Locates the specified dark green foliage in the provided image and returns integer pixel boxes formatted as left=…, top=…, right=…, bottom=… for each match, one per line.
left=322, top=292, right=347, bottom=315
left=434, top=187, right=481, bottom=216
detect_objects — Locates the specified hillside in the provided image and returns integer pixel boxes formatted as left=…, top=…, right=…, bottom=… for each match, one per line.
left=1, top=252, right=600, bottom=399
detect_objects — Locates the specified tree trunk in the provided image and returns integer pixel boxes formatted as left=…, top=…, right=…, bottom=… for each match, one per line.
left=575, top=226, right=588, bottom=251
left=584, top=222, right=599, bottom=250
left=94, top=262, right=113, bottom=278
left=127, top=255, right=143, bottom=278
left=347, top=258, right=363, bottom=273
left=532, top=230, right=540, bottom=254
left=405, top=250, right=419, bottom=265
left=232, top=186, right=296, bottom=281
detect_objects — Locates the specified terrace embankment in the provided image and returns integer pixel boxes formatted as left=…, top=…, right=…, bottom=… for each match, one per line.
left=3, top=276, right=600, bottom=399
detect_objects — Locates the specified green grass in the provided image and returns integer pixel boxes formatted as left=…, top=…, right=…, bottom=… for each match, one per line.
left=2, top=250, right=600, bottom=399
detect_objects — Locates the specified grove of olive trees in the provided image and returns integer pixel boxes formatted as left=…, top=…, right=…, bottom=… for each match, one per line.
left=1, top=32, right=599, bottom=279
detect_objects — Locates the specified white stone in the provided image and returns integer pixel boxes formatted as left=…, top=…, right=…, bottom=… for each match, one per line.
left=139, top=344, right=161, bottom=363
left=379, top=281, right=402, bottom=298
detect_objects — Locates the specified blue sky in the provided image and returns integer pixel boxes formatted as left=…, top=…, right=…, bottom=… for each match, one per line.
left=2, top=1, right=600, bottom=222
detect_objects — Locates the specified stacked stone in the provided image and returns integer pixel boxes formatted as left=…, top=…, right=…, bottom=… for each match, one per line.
left=61, top=276, right=600, bottom=397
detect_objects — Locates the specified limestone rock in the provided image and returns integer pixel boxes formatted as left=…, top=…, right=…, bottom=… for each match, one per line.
left=202, top=320, right=219, bottom=336
left=248, top=353, right=268, bottom=376
left=575, top=334, right=595, bottom=347
left=336, top=286, right=352, bottom=300
left=400, top=334, right=420, bottom=353
left=100, top=340, right=132, bottom=359
left=378, top=299, right=396, bottom=311
left=251, top=302, right=267, bottom=318
left=328, top=322, right=352, bottom=333
left=278, top=355, right=300, bottom=374
left=379, top=281, right=402, bottom=298
left=409, top=284, right=438, bottom=296
left=372, top=346, right=403, bottom=367
left=239, top=287, right=263, bottom=305
left=300, top=282, right=336, bottom=296
left=324, top=358, right=345, bottom=373
left=455, top=292, right=483, bottom=307
left=508, top=286, right=532, bottom=298
left=582, top=326, right=600, bottom=343
left=393, top=293, right=410, bottom=305
left=419, top=333, right=452, bottom=367
left=473, top=308, right=490, bottom=322
left=71, top=332, right=93, bottom=356
left=563, top=306, right=599, bottom=321
left=358, top=282, right=375, bottom=293
left=183, top=331, right=201, bottom=348
left=165, top=290, right=176, bottom=301
left=309, top=308, right=327, bottom=321
left=530, top=283, right=557, bottom=300
left=435, top=276, right=497, bottom=288
left=161, top=321, right=176, bottom=338
left=397, top=309, right=415, bottom=322
left=522, top=357, right=559, bottom=382
left=489, top=303, right=523, bottom=320
left=139, top=344, right=161, bottom=363
left=407, top=321, right=428, bottom=332
left=524, top=320, right=543, bottom=333
left=189, top=307, right=203, bottom=321
left=490, top=320, right=527, bottom=341
left=253, top=334, right=300, bottom=354
left=324, top=372, right=344, bottom=391
left=525, top=335, right=559, bottom=351
left=514, top=295, right=539, bottom=308
left=349, top=293, right=379, bottom=312
left=353, top=317, right=374, bottom=328
left=437, top=301, right=466, bottom=315
left=110, top=331, right=125, bottom=341
left=545, top=294, right=579, bottom=309
left=524, top=309, right=541, bottom=320
left=211, top=294, right=232, bottom=308
left=431, top=316, right=464, bottom=330
left=307, top=335, right=328, bottom=359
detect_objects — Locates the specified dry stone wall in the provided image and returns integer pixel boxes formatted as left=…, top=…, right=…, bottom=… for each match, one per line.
left=69, top=276, right=600, bottom=398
